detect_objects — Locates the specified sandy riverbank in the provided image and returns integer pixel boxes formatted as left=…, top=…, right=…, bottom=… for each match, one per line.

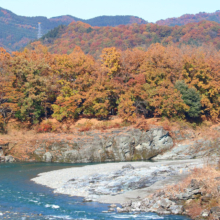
left=32, top=159, right=204, bottom=204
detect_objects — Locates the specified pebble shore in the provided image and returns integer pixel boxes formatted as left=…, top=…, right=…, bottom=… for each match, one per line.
left=32, top=159, right=204, bottom=206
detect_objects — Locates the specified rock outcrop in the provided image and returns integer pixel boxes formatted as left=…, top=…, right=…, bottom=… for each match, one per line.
left=153, top=129, right=220, bottom=160
left=112, top=176, right=220, bottom=220
left=117, top=178, right=215, bottom=218
left=0, top=142, right=15, bottom=163
left=117, top=198, right=184, bottom=215
left=0, top=155, right=15, bottom=163
left=33, top=127, right=173, bottom=163
left=5, top=125, right=220, bottom=163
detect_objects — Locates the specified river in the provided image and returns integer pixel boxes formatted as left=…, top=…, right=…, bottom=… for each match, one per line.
left=0, top=162, right=191, bottom=220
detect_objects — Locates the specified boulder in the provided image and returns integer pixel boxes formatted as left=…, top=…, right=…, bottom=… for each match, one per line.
left=157, top=207, right=171, bottom=215
left=131, top=201, right=141, bottom=210
left=4, top=155, right=15, bottom=163
left=160, top=198, right=173, bottom=209
left=141, top=198, right=150, bottom=207
left=209, top=207, right=220, bottom=220
left=109, top=204, right=117, bottom=208
left=169, top=205, right=183, bottom=215
left=121, top=200, right=132, bottom=208
left=150, top=200, right=161, bottom=212
left=0, top=142, right=9, bottom=155
left=117, top=207, right=130, bottom=213
left=108, top=208, right=115, bottom=212
left=210, top=207, right=220, bottom=214
left=189, top=179, right=200, bottom=190
left=0, top=147, right=4, bottom=157
left=43, top=152, right=53, bottom=162
left=201, top=194, right=212, bottom=205
left=83, top=197, right=92, bottom=202
left=201, top=209, right=209, bottom=217
left=178, top=188, right=202, bottom=200
left=122, top=164, right=135, bottom=170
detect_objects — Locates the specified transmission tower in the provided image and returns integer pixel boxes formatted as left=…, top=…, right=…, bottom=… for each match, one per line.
left=37, top=22, right=42, bottom=39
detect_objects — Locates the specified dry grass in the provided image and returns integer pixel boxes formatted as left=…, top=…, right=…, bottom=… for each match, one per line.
left=77, top=121, right=93, bottom=132
left=134, top=120, right=150, bottom=131
left=76, top=119, right=124, bottom=132
left=166, top=166, right=220, bottom=196
left=186, top=202, right=204, bottom=219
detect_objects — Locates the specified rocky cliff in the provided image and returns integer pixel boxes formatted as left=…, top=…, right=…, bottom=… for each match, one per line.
left=33, top=127, right=173, bottom=163
left=2, top=125, right=220, bottom=163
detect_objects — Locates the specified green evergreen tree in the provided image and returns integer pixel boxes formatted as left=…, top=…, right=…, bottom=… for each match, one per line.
left=175, top=80, right=201, bottom=118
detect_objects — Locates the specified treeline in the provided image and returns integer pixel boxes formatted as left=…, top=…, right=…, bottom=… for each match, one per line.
left=40, top=20, right=220, bottom=58
left=0, top=42, right=220, bottom=131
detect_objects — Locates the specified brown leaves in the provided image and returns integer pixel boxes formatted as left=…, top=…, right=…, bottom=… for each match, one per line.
left=2, top=41, right=220, bottom=126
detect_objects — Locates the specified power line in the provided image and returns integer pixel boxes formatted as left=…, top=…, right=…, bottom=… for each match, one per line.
left=38, top=22, right=42, bottom=39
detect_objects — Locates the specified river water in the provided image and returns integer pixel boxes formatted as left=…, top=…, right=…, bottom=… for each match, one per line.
left=0, top=162, right=191, bottom=220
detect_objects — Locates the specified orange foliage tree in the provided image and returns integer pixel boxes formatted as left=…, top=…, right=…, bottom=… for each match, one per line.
left=1, top=41, right=220, bottom=129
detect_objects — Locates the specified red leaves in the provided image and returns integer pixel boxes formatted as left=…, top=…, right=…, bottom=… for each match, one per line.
left=36, top=122, right=52, bottom=133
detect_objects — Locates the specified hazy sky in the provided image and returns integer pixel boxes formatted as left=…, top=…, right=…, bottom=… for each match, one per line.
left=1, top=0, right=220, bottom=22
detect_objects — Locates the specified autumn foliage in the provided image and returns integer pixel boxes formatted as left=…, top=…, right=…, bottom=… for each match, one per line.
left=1, top=42, right=220, bottom=132
left=156, top=10, right=220, bottom=26
left=40, top=20, right=220, bottom=58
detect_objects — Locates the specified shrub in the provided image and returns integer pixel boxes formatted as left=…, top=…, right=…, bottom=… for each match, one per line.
left=36, top=121, right=52, bottom=133
left=186, top=202, right=203, bottom=219
left=162, top=121, right=171, bottom=131
left=77, top=121, right=93, bottom=132
left=134, top=120, right=150, bottom=131
left=0, top=115, right=5, bottom=133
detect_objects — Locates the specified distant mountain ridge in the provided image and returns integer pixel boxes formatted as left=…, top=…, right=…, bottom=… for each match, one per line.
left=1, top=6, right=220, bottom=52
left=156, top=10, right=220, bottom=26
left=50, top=15, right=147, bottom=26
left=0, top=7, right=147, bottom=51
left=39, top=20, right=220, bottom=58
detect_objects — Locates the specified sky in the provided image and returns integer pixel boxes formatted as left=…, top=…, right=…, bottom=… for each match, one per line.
left=1, top=0, right=220, bottom=22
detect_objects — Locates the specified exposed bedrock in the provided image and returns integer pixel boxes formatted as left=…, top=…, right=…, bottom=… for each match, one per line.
left=33, top=127, right=173, bottom=163
left=0, top=142, right=15, bottom=163
left=153, top=134, right=220, bottom=160
left=30, top=126, right=220, bottom=163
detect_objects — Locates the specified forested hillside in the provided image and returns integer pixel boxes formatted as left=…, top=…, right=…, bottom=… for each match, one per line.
left=39, top=20, right=220, bottom=58
left=2, top=6, right=220, bottom=53
left=157, top=10, right=220, bottom=26
left=1, top=42, right=220, bottom=132
left=0, top=7, right=147, bottom=51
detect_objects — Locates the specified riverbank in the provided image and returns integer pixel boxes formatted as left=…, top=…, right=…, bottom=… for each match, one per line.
left=2, top=120, right=220, bottom=217
left=2, top=124, right=220, bottom=164
left=133, top=164, right=220, bottom=219
left=32, top=159, right=205, bottom=213
left=2, top=162, right=173, bottom=220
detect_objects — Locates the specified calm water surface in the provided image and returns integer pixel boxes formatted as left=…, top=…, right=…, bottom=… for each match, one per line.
left=0, top=162, right=191, bottom=220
